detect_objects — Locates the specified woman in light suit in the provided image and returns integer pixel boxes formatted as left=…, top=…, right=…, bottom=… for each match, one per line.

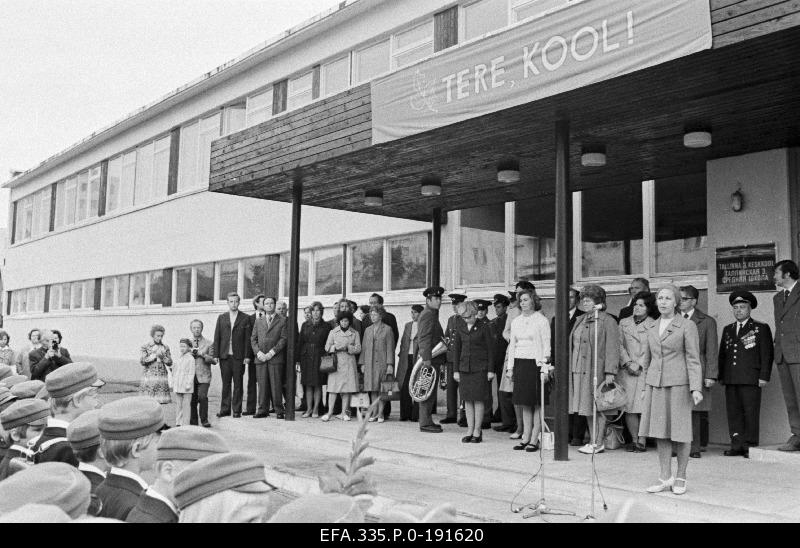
left=358, top=306, right=395, bottom=422
left=639, top=284, right=703, bottom=495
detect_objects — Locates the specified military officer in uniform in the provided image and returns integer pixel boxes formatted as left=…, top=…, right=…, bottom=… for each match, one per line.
left=474, top=299, right=494, bottom=428
left=441, top=292, right=466, bottom=425
left=718, top=290, right=773, bottom=457
left=418, top=287, right=447, bottom=433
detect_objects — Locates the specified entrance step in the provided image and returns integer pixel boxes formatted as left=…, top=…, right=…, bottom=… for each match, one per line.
left=748, top=445, right=800, bottom=463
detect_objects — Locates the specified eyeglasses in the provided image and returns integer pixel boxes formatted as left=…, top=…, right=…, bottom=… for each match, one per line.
left=680, top=297, right=695, bottom=301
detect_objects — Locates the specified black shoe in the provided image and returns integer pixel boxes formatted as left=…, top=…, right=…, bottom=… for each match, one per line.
left=461, top=435, right=474, bottom=443
left=633, top=443, right=647, bottom=453
left=724, top=448, right=746, bottom=456
left=440, top=417, right=457, bottom=424
left=254, top=413, right=268, bottom=418
left=493, top=424, right=514, bottom=433
left=569, top=438, right=583, bottom=447
left=242, top=411, right=255, bottom=416
left=481, top=421, right=491, bottom=429
left=525, top=443, right=539, bottom=452
left=672, top=451, right=677, bottom=457
left=233, top=413, right=241, bottom=418
left=276, top=413, right=285, bottom=419
left=216, top=412, right=230, bottom=418
left=297, top=404, right=308, bottom=412
left=625, top=443, right=635, bottom=452
left=201, top=422, right=211, bottom=428
left=400, top=418, right=410, bottom=422
left=471, top=434, right=483, bottom=443
left=513, top=442, right=530, bottom=450
left=420, top=425, right=443, bottom=433
left=689, top=451, right=701, bottom=458
left=491, top=411, right=502, bottom=423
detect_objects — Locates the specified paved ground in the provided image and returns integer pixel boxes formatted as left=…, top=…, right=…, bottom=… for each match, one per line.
left=98, top=382, right=800, bottom=523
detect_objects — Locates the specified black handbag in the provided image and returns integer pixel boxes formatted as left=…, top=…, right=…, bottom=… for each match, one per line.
left=319, top=352, right=338, bottom=374
left=380, top=373, right=401, bottom=402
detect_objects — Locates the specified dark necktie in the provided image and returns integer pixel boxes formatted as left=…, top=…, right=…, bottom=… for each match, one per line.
left=684, top=313, right=689, bottom=319
left=736, top=323, right=741, bottom=336
left=785, top=290, right=790, bottom=304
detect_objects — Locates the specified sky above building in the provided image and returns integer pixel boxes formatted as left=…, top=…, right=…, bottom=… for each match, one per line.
left=0, top=0, right=344, bottom=227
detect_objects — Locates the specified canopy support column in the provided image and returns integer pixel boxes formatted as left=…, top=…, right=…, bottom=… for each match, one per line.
left=285, top=175, right=302, bottom=422
left=431, top=207, right=442, bottom=286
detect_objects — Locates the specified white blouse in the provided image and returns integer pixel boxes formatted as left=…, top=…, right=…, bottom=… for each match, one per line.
left=507, top=311, right=551, bottom=363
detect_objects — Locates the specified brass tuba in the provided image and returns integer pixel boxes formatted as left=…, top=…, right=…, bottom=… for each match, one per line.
left=409, top=340, right=448, bottom=403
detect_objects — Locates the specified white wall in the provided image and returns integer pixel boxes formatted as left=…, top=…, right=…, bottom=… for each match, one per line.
left=706, top=148, right=792, bottom=445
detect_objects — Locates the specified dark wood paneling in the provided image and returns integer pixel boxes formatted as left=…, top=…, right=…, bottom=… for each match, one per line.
left=167, top=127, right=181, bottom=195
left=43, top=286, right=50, bottom=314
left=10, top=201, right=17, bottom=245
left=98, top=161, right=108, bottom=217
left=93, top=278, right=102, bottom=310
left=311, top=65, right=321, bottom=101
left=264, top=254, right=280, bottom=300
left=711, top=0, right=800, bottom=47
left=6, top=293, right=11, bottom=317
left=273, top=80, right=288, bottom=116
left=434, top=6, right=458, bottom=52
left=49, top=183, right=57, bottom=232
left=161, top=268, right=173, bottom=307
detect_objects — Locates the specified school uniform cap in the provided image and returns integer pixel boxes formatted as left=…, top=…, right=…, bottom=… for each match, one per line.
left=493, top=294, right=510, bottom=306
left=98, top=396, right=165, bottom=440
left=36, top=385, right=49, bottom=401
left=157, top=425, right=230, bottom=461
left=0, top=503, right=71, bottom=523
left=0, top=375, right=28, bottom=389
left=174, top=452, right=274, bottom=510
left=0, top=386, right=17, bottom=410
left=474, top=299, right=491, bottom=310
left=422, top=286, right=445, bottom=299
left=1, top=398, right=50, bottom=430
left=0, top=365, right=14, bottom=381
left=268, top=493, right=364, bottom=523
left=730, top=290, right=758, bottom=309
left=10, top=379, right=45, bottom=400
left=67, top=409, right=102, bottom=450
left=411, top=304, right=425, bottom=313
left=448, top=292, right=467, bottom=303
left=0, top=462, right=91, bottom=519
left=45, top=362, right=104, bottom=399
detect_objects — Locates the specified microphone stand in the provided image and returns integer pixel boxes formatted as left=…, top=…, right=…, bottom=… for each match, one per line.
left=584, top=304, right=606, bottom=521
left=521, top=360, right=576, bottom=519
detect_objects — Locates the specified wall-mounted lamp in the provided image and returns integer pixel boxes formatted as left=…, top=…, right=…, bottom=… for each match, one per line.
left=731, top=187, right=744, bottom=212
left=580, top=145, right=606, bottom=167
left=684, top=130, right=712, bottom=148
left=421, top=175, right=442, bottom=197
left=364, top=190, right=383, bottom=207
left=496, top=158, right=520, bottom=183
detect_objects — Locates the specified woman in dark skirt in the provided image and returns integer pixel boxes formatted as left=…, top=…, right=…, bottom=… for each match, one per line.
left=453, top=300, right=495, bottom=443
left=506, top=290, right=551, bottom=452
left=298, top=301, right=331, bottom=418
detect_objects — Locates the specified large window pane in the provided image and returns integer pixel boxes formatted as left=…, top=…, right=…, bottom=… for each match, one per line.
left=392, top=21, right=433, bottom=69
left=460, top=204, right=505, bottom=285
left=121, top=151, right=137, bottom=209
left=512, top=0, right=568, bottom=22
left=106, top=157, right=122, bottom=213
left=54, top=181, right=65, bottom=229
left=149, top=270, right=164, bottom=306
left=243, top=257, right=266, bottom=299
left=40, top=187, right=51, bottom=235
left=102, top=277, right=115, bottom=308
left=116, top=275, right=130, bottom=307
left=391, top=233, right=428, bottom=290
left=323, top=56, right=350, bottom=97
left=71, top=281, right=84, bottom=310
left=88, top=166, right=101, bottom=217
left=351, top=240, right=384, bottom=293
left=655, top=174, right=707, bottom=273
left=178, top=122, right=199, bottom=193
left=198, top=114, right=221, bottom=190
left=152, top=136, right=170, bottom=200
left=48, top=285, right=59, bottom=312
left=75, top=170, right=89, bottom=222
left=135, top=142, right=154, bottom=205
left=65, top=177, right=77, bottom=225
left=131, top=273, right=147, bottom=306
left=223, top=105, right=246, bottom=136
left=60, top=283, right=71, bottom=310
left=465, top=0, right=509, bottom=41
left=282, top=252, right=310, bottom=298
left=288, top=72, right=314, bottom=111
left=175, top=268, right=192, bottom=304
left=515, top=196, right=555, bottom=281
left=315, top=247, right=342, bottom=295
left=31, top=191, right=42, bottom=237
left=355, top=40, right=390, bottom=84
left=196, top=264, right=214, bottom=303
left=581, top=184, right=643, bottom=278
left=245, top=88, right=272, bottom=127
left=84, top=280, right=95, bottom=309
left=219, top=260, right=239, bottom=300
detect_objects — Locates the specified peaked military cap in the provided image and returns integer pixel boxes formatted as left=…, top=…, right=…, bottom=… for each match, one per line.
left=447, top=292, right=467, bottom=303
left=730, top=290, right=757, bottom=309
left=422, top=286, right=445, bottom=298
left=493, top=294, right=510, bottom=306
left=411, top=304, right=424, bottom=313
left=45, top=362, right=104, bottom=399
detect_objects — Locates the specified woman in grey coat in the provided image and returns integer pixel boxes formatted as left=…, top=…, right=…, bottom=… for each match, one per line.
left=358, top=306, right=395, bottom=422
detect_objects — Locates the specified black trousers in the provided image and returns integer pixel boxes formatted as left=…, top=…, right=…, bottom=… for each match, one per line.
left=219, top=357, right=244, bottom=415
left=691, top=411, right=710, bottom=452
left=569, top=413, right=588, bottom=443
left=245, top=362, right=258, bottom=413
left=445, top=362, right=459, bottom=419
left=418, top=376, right=438, bottom=427
left=725, top=384, right=761, bottom=448
left=400, top=355, right=418, bottom=421
left=499, top=390, right=515, bottom=428
left=189, top=378, right=210, bottom=425
left=257, top=362, right=285, bottom=415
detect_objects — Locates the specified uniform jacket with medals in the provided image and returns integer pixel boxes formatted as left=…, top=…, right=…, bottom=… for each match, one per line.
left=718, top=318, right=774, bottom=386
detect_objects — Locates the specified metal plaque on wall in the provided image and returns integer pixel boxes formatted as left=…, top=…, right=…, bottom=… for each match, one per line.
left=716, top=243, right=776, bottom=293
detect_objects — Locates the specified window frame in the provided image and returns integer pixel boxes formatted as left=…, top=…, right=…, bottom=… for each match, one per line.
left=390, top=18, right=435, bottom=70
left=321, top=54, right=352, bottom=98
left=287, top=70, right=315, bottom=112
left=216, top=259, right=242, bottom=304
left=245, top=87, right=274, bottom=128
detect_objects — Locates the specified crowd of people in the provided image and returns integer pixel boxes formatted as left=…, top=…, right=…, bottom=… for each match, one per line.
left=0, top=258, right=798, bottom=517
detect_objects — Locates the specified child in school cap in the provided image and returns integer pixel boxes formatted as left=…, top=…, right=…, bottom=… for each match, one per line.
left=1, top=398, right=50, bottom=430
left=156, top=426, right=230, bottom=461
left=45, top=362, right=104, bottom=399
left=173, top=452, right=273, bottom=510
left=10, top=380, right=45, bottom=400
left=0, top=462, right=91, bottom=519
left=67, top=409, right=102, bottom=451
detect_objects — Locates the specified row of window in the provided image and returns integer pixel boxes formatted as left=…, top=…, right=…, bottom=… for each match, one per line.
left=457, top=175, right=708, bottom=287
left=12, top=0, right=570, bottom=245
left=7, top=232, right=430, bottom=317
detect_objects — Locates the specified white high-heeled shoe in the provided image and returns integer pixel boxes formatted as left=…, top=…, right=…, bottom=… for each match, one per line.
left=671, top=478, right=687, bottom=495
left=646, top=476, right=675, bottom=493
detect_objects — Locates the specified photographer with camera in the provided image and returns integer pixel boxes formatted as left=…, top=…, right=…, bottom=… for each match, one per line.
left=30, top=330, right=73, bottom=382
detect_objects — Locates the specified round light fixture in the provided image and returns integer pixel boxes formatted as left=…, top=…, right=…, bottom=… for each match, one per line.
left=496, top=158, right=520, bottom=183
left=581, top=152, right=606, bottom=167
left=420, top=175, right=442, bottom=197
left=364, top=190, right=383, bottom=207
left=684, top=131, right=712, bottom=148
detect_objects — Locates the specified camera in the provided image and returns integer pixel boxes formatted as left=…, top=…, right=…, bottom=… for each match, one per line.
left=52, top=341, right=59, bottom=351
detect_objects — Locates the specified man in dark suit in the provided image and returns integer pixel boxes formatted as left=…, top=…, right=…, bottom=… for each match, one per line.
left=719, top=290, right=773, bottom=457
left=773, top=259, right=800, bottom=451
left=491, top=294, right=513, bottom=431
left=251, top=296, right=288, bottom=419
left=618, top=278, right=650, bottom=321
left=243, top=295, right=266, bottom=417
left=213, top=292, right=253, bottom=418
left=441, top=292, right=466, bottom=425
left=679, top=285, right=718, bottom=458
left=549, top=288, right=586, bottom=445
left=361, top=293, right=398, bottom=420
left=397, top=305, right=423, bottom=422
left=418, top=287, right=446, bottom=433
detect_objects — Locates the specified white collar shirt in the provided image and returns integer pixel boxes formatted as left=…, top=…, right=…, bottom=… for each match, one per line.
left=109, top=467, right=148, bottom=490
